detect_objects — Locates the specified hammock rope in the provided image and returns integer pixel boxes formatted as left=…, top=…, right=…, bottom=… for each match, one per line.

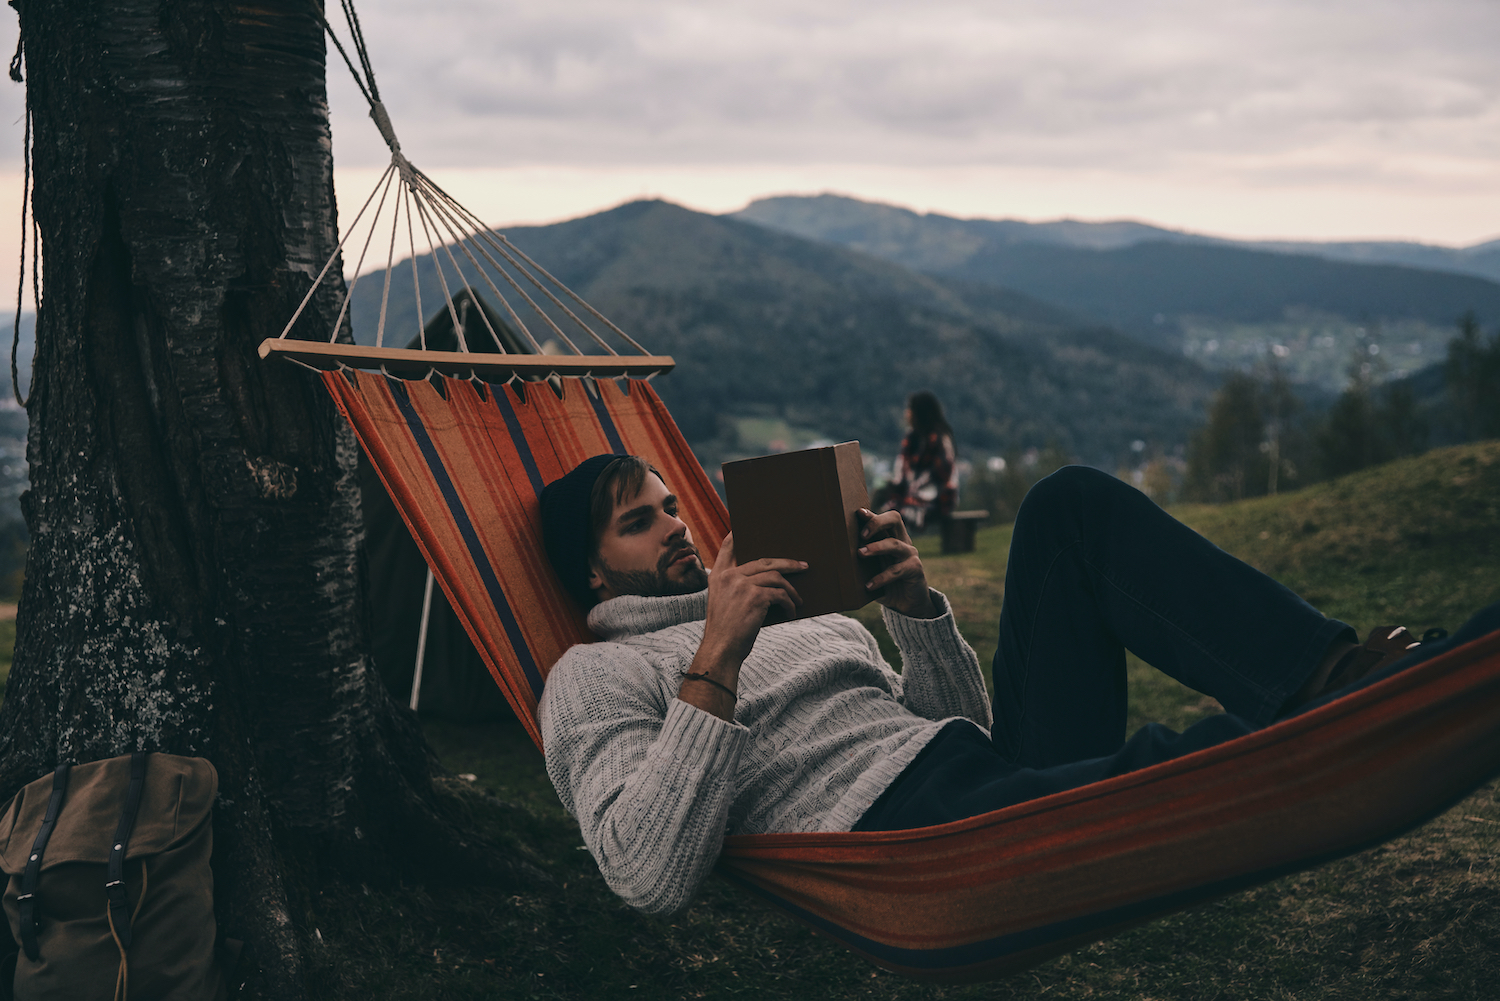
left=264, top=3, right=671, bottom=382
left=11, top=66, right=37, bottom=409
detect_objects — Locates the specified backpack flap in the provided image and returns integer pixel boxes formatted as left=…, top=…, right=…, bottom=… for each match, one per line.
left=0, top=754, right=216, bottom=872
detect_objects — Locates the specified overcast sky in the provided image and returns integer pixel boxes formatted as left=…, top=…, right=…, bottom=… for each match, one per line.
left=1, top=0, right=1497, bottom=272
left=318, top=0, right=1500, bottom=246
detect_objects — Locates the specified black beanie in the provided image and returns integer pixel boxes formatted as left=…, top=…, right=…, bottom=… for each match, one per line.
left=540, top=453, right=628, bottom=610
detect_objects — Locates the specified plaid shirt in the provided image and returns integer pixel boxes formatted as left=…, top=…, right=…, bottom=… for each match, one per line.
left=888, top=432, right=957, bottom=528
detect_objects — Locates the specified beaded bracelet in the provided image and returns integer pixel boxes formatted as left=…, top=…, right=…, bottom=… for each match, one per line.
left=681, top=672, right=737, bottom=703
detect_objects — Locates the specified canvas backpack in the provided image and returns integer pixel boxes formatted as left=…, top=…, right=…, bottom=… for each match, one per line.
left=0, top=752, right=230, bottom=1000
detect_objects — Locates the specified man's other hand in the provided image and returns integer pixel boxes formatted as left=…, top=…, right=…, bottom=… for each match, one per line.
left=703, top=533, right=805, bottom=660
left=856, top=508, right=938, bottom=619
left=682, top=535, right=806, bottom=720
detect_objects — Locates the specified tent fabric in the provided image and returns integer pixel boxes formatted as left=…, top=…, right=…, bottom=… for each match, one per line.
left=322, top=367, right=1500, bottom=981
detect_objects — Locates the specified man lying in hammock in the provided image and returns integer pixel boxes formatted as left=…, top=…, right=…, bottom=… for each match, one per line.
left=536, top=453, right=1425, bottom=915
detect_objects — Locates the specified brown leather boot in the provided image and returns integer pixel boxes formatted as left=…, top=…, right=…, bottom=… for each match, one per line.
left=1314, top=626, right=1423, bottom=699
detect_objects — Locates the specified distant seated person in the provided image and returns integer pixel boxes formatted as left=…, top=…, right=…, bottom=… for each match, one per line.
left=536, top=453, right=1427, bottom=915
left=877, top=390, right=957, bottom=531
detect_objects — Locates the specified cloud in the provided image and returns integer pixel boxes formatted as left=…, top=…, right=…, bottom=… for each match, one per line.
left=326, top=0, right=1500, bottom=187
left=0, top=1, right=1493, bottom=244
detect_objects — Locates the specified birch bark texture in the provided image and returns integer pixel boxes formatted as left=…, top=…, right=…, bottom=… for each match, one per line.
left=0, top=3, right=532, bottom=996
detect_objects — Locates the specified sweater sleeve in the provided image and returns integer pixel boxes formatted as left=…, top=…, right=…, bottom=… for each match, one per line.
left=882, top=589, right=993, bottom=730
left=538, top=643, right=749, bottom=915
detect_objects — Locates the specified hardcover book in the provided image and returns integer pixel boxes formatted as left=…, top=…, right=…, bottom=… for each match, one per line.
left=720, top=441, right=880, bottom=623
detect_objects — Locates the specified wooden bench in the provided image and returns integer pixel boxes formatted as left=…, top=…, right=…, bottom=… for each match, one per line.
left=940, top=511, right=989, bottom=554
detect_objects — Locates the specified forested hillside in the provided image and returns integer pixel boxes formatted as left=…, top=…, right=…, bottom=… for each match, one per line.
left=347, top=200, right=1221, bottom=470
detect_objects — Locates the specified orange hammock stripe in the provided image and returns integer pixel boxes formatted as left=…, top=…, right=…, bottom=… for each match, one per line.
left=321, top=367, right=1500, bottom=982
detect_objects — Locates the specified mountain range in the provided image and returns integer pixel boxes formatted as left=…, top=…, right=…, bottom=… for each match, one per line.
left=733, top=195, right=1500, bottom=391
left=733, top=193, right=1500, bottom=284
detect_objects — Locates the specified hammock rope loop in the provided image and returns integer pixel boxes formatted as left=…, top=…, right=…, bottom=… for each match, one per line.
left=339, top=0, right=382, bottom=103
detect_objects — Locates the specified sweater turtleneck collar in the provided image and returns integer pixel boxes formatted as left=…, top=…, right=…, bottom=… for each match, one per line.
left=587, top=588, right=708, bottom=640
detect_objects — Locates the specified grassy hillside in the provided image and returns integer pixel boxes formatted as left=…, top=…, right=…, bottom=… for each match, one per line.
left=345, top=200, right=1221, bottom=468
left=309, top=442, right=1500, bottom=1000
left=1173, top=442, right=1500, bottom=634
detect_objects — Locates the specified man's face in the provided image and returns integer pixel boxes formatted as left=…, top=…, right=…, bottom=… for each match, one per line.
left=587, top=472, right=708, bottom=601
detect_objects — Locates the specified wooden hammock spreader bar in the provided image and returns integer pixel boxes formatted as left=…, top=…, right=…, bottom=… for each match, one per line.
left=258, top=338, right=674, bottom=380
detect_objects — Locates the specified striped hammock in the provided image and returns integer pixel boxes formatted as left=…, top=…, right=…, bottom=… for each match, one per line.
left=321, top=366, right=1500, bottom=981
left=275, top=15, right=1500, bottom=973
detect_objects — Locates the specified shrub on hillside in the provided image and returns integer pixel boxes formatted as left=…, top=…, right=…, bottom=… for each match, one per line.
left=1315, top=353, right=1428, bottom=479
left=1185, top=366, right=1308, bottom=503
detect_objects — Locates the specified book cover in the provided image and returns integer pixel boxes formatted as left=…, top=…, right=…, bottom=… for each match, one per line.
left=720, top=441, right=879, bottom=622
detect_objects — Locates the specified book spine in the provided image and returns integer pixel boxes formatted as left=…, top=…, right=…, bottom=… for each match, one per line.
left=827, top=447, right=859, bottom=608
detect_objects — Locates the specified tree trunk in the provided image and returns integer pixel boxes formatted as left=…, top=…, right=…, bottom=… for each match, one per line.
left=0, top=3, right=538, bottom=996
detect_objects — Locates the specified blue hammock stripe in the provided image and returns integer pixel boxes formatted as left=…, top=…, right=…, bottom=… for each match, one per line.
left=587, top=381, right=627, bottom=455
left=386, top=378, right=546, bottom=700
left=491, top=382, right=546, bottom=498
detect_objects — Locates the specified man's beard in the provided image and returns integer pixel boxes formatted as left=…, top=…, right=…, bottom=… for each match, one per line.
left=596, top=541, right=708, bottom=599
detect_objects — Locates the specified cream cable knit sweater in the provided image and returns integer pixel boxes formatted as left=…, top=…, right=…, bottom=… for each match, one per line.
left=538, top=587, right=991, bottom=914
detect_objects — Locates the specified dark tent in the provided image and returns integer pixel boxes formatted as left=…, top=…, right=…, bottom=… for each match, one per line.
left=362, top=288, right=533, bottom=721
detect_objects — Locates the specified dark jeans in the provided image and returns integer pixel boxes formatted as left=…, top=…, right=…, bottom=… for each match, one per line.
left=855, top=466, right=1356, bottom=831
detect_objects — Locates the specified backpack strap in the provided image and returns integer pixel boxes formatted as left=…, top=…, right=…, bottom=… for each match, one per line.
left=17, top=764, right=71, bottom=962
left=104, top=752, right=148, bottom=950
